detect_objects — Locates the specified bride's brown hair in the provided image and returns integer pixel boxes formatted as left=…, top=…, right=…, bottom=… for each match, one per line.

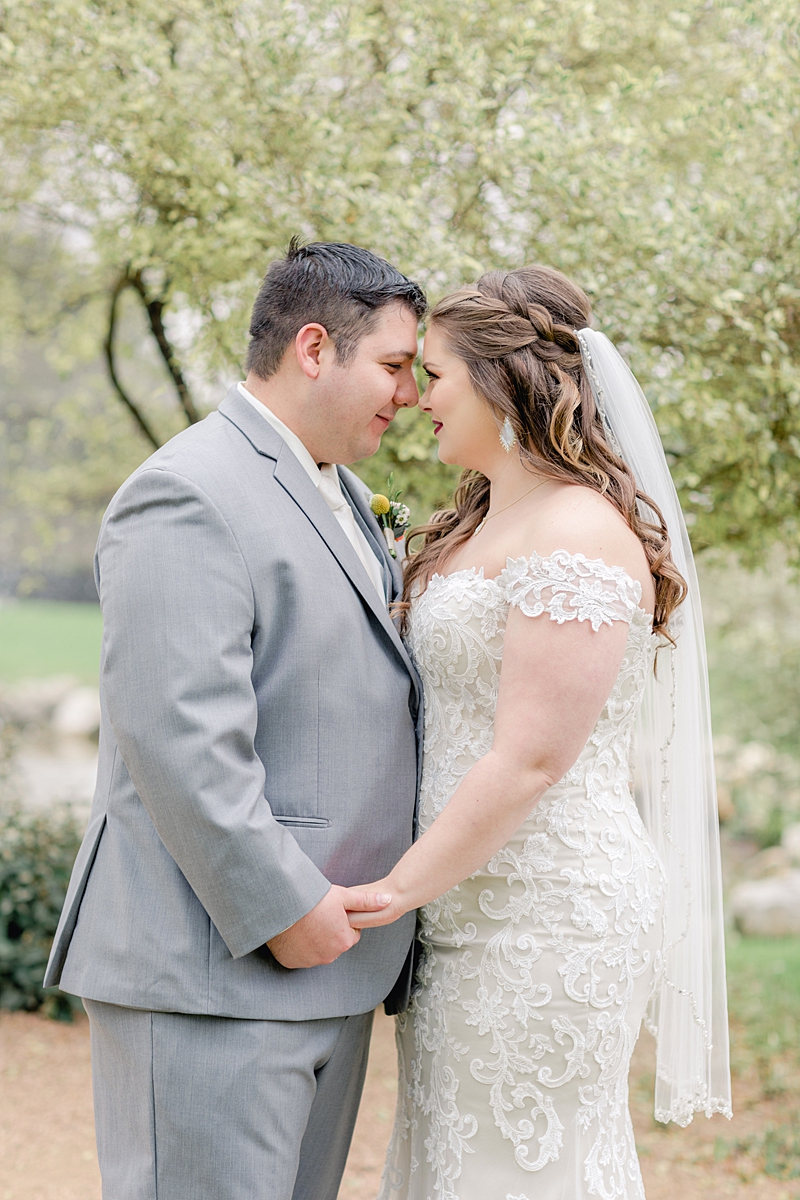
left=401, top=265, right=686, bottom=639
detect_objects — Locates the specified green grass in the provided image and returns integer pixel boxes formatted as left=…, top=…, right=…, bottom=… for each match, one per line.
left=727, top=934, right=800, bottom=1105
left=716, top=937, right=800, bottom=1180
left=0, top=601, right=102, bottom=683
left=727, top=936, right=800, bottom=1093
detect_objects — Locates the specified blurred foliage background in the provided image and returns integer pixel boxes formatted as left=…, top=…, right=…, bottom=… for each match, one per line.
left=1, top=0, right=799, bottom=581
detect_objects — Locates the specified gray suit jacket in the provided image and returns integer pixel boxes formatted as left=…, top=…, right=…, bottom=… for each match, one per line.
left=45, top=387, right=421, bottom=1020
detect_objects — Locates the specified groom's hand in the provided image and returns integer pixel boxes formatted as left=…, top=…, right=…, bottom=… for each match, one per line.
left=266, top=885, right=392, bottom=969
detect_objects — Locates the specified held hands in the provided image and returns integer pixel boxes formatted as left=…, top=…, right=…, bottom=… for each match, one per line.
left=266, top=884, right=393, bottom=969
left=344, top=878, right=406, bottom=931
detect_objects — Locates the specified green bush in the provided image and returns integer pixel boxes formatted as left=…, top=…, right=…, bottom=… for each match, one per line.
left=0, top=803, right=82, bottom=1018
left=714, top=738, right=800, bottom=848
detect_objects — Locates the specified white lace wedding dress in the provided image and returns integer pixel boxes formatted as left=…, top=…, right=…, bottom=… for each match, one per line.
left=379, top=550, right=667, bottom=1200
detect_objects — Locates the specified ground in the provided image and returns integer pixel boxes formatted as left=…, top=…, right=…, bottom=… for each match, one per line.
left=1, top=1005, right=798, bottom=1200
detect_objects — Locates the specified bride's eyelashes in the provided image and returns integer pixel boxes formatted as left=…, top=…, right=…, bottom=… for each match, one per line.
left=423, top=368, right=438, bottom=380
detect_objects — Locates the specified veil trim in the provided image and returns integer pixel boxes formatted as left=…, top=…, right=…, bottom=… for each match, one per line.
left=576, top=328, right=732, bottom=1127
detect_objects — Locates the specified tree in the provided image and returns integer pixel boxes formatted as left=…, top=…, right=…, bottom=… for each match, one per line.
left=0, top=0, right=798, bottom=552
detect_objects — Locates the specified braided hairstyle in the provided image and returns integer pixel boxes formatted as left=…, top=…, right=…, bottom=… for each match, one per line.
left=401, top=265, right=686, bottom=638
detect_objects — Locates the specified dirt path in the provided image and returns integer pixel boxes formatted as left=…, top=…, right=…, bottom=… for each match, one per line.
left=0, top=1010, right=98, bottom=1200
left=0, top=1008, right=794, bottom=1199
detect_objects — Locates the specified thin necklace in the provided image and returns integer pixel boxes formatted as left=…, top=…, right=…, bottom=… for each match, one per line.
left=474, top=480, right=547, bottom=535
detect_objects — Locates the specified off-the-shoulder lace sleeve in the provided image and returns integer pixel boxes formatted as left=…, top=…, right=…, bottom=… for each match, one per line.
left=500, top=549, right=643, bottom=631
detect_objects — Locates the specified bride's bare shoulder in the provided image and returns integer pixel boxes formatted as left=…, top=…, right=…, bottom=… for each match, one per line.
left=531, top=483, right=653, bottom=596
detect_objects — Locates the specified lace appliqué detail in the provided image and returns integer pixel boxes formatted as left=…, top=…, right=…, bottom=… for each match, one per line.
left=502, top=550, right=643, bottom=631
left=380, top=552, right=666, bottom=1200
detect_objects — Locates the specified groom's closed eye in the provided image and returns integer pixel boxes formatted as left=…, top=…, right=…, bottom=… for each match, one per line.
left=381, top=357, right=416, bottom=372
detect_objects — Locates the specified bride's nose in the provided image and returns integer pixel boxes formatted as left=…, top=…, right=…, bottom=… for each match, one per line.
left=418, top=383, right=435, bottom=413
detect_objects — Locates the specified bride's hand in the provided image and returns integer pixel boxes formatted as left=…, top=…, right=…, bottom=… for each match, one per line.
left=344, top=879, right=406, bottom=929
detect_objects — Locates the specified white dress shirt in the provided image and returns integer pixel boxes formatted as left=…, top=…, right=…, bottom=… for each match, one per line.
left=237, top=383, right=386, bottom=599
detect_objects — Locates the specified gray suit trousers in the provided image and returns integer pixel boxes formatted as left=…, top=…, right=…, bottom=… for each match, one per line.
left=85, top=1001, right=374, bottom=1200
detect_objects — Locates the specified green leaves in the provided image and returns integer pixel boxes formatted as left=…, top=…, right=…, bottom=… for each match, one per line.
left=0, top=805, right=82, bottom=1017
left=1, top=0, right=799, bottom=557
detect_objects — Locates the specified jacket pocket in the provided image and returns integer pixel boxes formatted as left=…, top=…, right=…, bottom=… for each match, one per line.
left=272, top=815, right=330, bottom=828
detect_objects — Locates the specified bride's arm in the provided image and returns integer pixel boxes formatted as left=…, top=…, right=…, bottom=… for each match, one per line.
left=347, top=603, right=631, bottom=929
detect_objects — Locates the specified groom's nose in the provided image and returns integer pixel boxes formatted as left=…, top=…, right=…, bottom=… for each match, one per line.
left=393, top=364, right=420, bottom=409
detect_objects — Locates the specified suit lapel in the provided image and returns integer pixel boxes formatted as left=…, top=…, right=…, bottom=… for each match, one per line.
left=338, top=467, right=404, bottom=602
left=218, top=389, right=420, bottom=706
left=336, top=472, right=420, bottom=706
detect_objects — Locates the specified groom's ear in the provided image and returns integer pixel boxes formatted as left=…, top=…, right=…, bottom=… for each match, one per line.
left=295, top=323, right=333, bottom=379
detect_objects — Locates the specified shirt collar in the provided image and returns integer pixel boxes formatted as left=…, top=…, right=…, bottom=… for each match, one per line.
left=237, top=382, right=322, bottom=489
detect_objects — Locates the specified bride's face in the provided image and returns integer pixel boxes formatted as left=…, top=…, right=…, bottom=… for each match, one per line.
left=421, top=325, right=500, bottom=470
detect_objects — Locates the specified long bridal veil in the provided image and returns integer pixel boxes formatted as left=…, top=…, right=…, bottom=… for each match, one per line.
left=577, top=329, right=732, bottom=1127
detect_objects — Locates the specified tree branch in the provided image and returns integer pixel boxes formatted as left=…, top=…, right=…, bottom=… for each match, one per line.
left=129, top=271, right=200, bottom=425
left=103, top=275, right=161, bottom=451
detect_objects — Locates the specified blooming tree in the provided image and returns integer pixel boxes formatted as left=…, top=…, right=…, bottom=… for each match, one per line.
left=0, top=0, right=798, bottom=553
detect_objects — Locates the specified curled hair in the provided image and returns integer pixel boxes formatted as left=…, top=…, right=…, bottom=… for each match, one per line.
left=401, top=265, right=686, bottom=639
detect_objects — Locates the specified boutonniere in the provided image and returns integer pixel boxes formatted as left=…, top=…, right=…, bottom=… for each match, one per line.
left=370, top=476, right=411, bottom=560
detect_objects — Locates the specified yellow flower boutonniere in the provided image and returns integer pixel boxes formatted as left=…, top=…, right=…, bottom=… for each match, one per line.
left=370, top=477, right=411, bottom=559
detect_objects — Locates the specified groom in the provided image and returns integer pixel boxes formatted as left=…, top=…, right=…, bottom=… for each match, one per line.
left=44, top=241, right=427, bottom=1199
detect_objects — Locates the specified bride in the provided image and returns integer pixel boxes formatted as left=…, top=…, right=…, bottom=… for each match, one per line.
left=349, top=265, right=731, bottom=1200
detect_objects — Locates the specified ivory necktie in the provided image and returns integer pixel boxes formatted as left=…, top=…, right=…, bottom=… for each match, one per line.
left=317, top=465, right=385, bottom=599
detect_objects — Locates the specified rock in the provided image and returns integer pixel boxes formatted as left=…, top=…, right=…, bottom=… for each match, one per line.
left=782, top=822, right=800, bottom=864
left=0, top=676, right=79, bottom=726
left=13, top=746, right=97, bottom=816
left=730, top=871, right=800, bottom=937
left=51, top=686, right=101, bottom=738
left=743, top=844, right=792, bottom=880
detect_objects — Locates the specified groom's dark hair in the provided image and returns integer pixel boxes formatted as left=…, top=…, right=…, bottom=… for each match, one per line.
left=246, top=238, right=427, bottom=379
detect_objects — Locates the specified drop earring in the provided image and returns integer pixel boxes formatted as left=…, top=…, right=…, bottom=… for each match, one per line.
left=499, top=416, right=516, bottom=452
